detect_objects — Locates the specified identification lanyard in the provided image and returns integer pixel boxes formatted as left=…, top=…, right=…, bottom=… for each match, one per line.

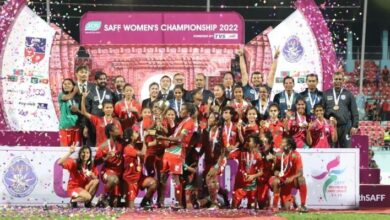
left=333, top=88, right=344, bottom=107
left=209, top=127, right=219, bottom=153
left=284, top=91, right=294, bottom=109
left=96, top=87, right=106, bottom=108
left=258, top=99, right=269, bottom=115
left=124, top=99, right=132, bottom=118
left=224, top=122, right=233, bottom=144
left=103, top=116, right=112, bottom=126
left=308, top=91, right=318, bottom=110
left=175, top=99, right=182, bottom=113
left=280, top=152, right=289, bottom=177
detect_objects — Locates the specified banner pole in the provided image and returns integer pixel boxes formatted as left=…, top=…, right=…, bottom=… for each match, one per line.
left=206, top=0, right=210, bottom=12
left=359, top=0, right=368, bottom=94
left=46, top=0, right=51, bottom=24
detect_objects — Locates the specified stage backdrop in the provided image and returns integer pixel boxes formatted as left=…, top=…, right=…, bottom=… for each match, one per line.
left=0, top=147, right=359, bottom=209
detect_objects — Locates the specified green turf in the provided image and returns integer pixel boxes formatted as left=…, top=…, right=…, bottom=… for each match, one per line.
left=279, top=212, right=390, bottom=220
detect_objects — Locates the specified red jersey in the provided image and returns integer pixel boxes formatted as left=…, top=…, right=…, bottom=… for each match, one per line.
left=203, top=127, right=222, bottom=168
left=229, top=150, right=262, bottom=190
left=114, top=99, right=141, bottom=129
left=122, top=144, right=143, bottom=183
left=275, top=150, right=303, bottom=178
left=90, top=115, right=123, bottom=147
left=221, top=122, right=239, bottom=148
left=243, top=123, right=260, bottom=138
left=94, top=139, right=124, bottom=175
left=262, top=119, right=284, bottom=149
left=196, top=103, right=208, bottom=130
left=258, top=152, right=275, bottom=183
left=230, top=100, right=251, bottom=119
left=310, top=119, right=335, bottom=148
left=62, top=158, right=98, bottom=193
left=287, top=115, right=307, bottom=148
left=165, top=117, right=195, bottom=157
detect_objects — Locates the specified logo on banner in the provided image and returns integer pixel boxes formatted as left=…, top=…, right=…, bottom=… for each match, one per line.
left=283, top=35, right=304, bottom=63
left=24, top=37, right=46, bottom=64
left=37, top=103, right=48, bottom=109
left=2, top=157, right=38, bottom=198
left=312, top=156, right=346, bottom=201
left=85, top=21, right=102, bottom=31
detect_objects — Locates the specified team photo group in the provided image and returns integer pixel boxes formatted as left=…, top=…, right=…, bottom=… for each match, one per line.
left=58, top=48, right=359, bottom=212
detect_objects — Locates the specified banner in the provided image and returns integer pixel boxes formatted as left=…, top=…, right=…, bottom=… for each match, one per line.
left=268, top=10, right=322, bottom=99
left=0, top=147, right=359, bottom=208
left=0, top=6, right=58, bottom=131
left=300, top=148, right=359, bottom=209
left=80, top=12, right=244, bottom=45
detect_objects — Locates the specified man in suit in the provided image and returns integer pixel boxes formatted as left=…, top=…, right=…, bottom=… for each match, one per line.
left=300, top=74, right=323, bottom=116
left=112, top=75, right=125, bottom=104
left=323, top=72, right=359, bottom=148
left=73, top=65, right=95, bottom=145
left=191, top=73, right=214, bottom=103
left=158, top=75, right=173, bottom=100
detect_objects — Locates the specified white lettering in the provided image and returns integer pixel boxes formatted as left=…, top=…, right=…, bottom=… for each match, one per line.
left=360, top=194, right=386, bottom=202
left=122, top=24, right=158, bottom=32
left=104, top=24, right=122, bottom=32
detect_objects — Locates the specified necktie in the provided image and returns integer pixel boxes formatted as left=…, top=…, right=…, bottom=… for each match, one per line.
left=227, top=90, right=231, bottom=99
left=178, top=101, right=181, bottom=112
left=82, top=84, right=86, bottom=93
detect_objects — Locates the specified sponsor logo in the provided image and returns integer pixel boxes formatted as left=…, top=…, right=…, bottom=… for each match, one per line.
left=312, top=156, right=346, bottom=201
left=2, top=157, right=38, bottom=197
left=24, top=37, right=46, bottom=64
left=85, top=21, right=102, bottom=31
left=283, top=35, right=304, bottom=63
left=37, top=103, right=48, bottom=109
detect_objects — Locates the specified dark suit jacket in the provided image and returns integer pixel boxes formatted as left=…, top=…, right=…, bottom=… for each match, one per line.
left=190, top=88, right=214, bottom=103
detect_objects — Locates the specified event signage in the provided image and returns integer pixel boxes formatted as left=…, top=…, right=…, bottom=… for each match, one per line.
left=268, top=10, right=323, bottom=99
left=80, top=12, right=244, bottom=45
left=0, top=147, right=359, bottom=209
left=0, top=6, right=58, bottom=131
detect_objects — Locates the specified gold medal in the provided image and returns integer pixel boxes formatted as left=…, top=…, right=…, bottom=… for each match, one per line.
left=333, top=105, right=339, bottom=111
left=129, top=162, right=134, bottom=167
left=98, top=104, right=103, bottom=109
left=310, top=109, right=314, bottom=113
left=136, top=166, right=142, bottom=172
left=279, top=171, right=284, bottom=177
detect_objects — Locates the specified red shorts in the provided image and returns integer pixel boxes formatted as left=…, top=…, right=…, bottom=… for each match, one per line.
left=68, top=187, right=84, bottom=198
left=102, top=169, right=121, bottom=196
left=124, top=176, right=147, bottom=201
left=268, top=176, right=294, bottom=204
left=257, top=182, right=271, bottom=203
left=60, top=127, right=80, bottom=147
left=161, top=152, right=183, bottom=175
left=233, top=188, right=257, bottom=207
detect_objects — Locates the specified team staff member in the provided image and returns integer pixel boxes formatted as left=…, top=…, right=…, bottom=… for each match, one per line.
left=85, top=71, right=115, bottom=147
left=300, top=74, right=323, bottom=116
left=323, top=72, right=359, bottom=148
left=239, top=48, right=280, bottom=101
left=273, top=76, right=301, bottom=118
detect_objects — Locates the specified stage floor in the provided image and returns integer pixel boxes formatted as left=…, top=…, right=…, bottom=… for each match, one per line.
left=2, top=206, right=390, bottom=220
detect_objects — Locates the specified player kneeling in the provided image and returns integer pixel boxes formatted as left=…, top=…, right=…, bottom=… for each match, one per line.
left=122, top=128, right=157, bottom=209
left=269, top=136, right=308, bottom=212
left=58, top=143, right=99, bottom=208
